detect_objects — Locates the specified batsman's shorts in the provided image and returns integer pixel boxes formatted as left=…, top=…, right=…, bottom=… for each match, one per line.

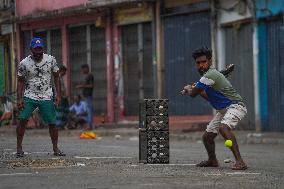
left=18, top=97, right=56, bottom=125
left=206, top=103, right=247, bottom=134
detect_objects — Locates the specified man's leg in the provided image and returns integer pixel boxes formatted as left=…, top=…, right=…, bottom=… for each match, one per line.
left=48, top=124, right=60, bottom=153
left=0, top=111, right=3, bottom=125
left=16, top=97, right=37, bottom=157
left=48, top=124, right=65, bottom=156
left=16, top=119, right=28, bottom=155
left=73, top=117, right=87, bottom=130
left=219, top=104, right=247, bottom=170
left=196, top=111, right=223, bottom=167
left=219, top=124, right=247, bottom=169
left=84, top=97, right=94, bottom=130
left=40, top=100, right=65, bottom=156
left=196, top=131, right=219, bottom=167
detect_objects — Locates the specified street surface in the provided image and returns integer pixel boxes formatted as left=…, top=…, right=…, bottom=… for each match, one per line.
left=0, top=128, right=284, bottom=189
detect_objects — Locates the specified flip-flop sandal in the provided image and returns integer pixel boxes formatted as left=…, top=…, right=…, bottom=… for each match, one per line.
left=232, top=164, right=248, bottom=170
left=54, top=151, right=66, bottom=156
left=196, top=160, right=219, bottom=167
left=16, top=151, right=24, bottom=158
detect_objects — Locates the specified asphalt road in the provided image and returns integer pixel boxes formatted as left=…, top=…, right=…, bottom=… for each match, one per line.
left=0, top=130, right=284, bottom=189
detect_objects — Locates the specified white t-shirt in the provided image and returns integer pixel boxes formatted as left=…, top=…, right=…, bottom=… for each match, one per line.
left=17, top=54, right=59, bottom=100
left=69, top=101, right=88, bottom=116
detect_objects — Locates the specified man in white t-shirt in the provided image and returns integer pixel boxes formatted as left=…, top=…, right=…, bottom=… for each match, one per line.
left=17, top=37, right=65, bottom=157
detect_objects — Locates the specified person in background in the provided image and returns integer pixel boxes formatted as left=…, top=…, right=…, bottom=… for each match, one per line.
left=0, top=96, right=13, bottom=126
left=76, top=64, right=94, bottom=130
left=67, top=95, right=88, bottom=130
left=55, top=65, right=69, bottom=129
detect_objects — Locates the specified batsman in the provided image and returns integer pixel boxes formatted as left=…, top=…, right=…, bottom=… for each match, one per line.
left=182, top=47, right=247, bottom=170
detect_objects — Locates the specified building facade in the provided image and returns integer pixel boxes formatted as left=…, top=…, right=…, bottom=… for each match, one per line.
left=0, top=0, right=15, bottom=95
left=255, top=0, right=284, bottom=132
left=12, top=0, right=284, bottom=131
left=15, top=0, right=157, bottom=123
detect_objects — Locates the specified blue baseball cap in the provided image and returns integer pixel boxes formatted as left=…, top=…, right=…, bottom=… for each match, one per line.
left=30, top=38, right=44, bottom=49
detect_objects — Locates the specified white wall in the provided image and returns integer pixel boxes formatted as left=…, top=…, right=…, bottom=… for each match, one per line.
left=215, top=0, right=252, bottom=69
left=218, top=0, right=251, bottom=25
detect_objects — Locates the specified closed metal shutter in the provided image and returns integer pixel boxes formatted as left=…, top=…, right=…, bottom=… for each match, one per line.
left=22, top=31, right=31, bottom=58
left=143, top=23, right=154, bottom=99
left=69, top=26, right=87, bottom=98
left=122, top=24, right=139, bottom=115
left=122, top=23, right=154, bottom=116
left=0, top=43, right=4, bottom=94
left=224, top=23, right=255, bottom=129
left=266, top=18, right=284, bottom=132
left=164, top=12, right=211, bottom=115
left=50, top=29, right=62, bottom=65
left=90, top=25, right=107, bottom=115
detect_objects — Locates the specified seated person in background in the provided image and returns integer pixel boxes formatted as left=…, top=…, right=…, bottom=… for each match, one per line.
left=67, top=95, right=88, bottom=130
left=0, top=96, right=13, bottom=126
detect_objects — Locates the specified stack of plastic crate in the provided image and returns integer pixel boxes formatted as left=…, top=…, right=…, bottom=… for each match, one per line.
left=139, top=99, right=169, bottom=164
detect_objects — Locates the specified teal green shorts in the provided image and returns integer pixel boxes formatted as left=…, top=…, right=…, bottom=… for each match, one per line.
left=18, top=97, right=56, bottom=125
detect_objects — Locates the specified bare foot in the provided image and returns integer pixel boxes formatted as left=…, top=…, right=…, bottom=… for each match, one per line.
left=232, top=161, right=248, bottom=170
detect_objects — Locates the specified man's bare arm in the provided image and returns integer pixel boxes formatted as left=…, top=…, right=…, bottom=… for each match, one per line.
left=17, top=77, right=25, bottom=99
left=189, top=86, right=204, bottom=97
left=17, top=76, right=25, bottom=110
left=199, top=90, right=208, bottom=101
left=53, top=72, right=61, bottom=97
left=53, top=71, right=61, bottom=106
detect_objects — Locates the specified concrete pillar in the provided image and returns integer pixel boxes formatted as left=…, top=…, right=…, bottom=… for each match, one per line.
left=47, top=30, right=51, bottom=54
left=253, top=23, right=261, bottom=132
left=61, top=24, right=70, bottom=98
left=106, top=14, right=115, bottom=123
left=156, top=0, right=164, bottom=98
left=113, top=23, right=124, bottom=121
left=15, top=24, right=22, bottom=64
left=138, top=23, right=144, bottom=100
left=86, top=25, right=91, bottom=69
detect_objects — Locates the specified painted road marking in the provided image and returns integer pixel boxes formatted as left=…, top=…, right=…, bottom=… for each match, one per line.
left=30, top=152, right=50, bottom=154
left=11, top=152, right=49, bottom=155
left=4, top=149, right=13, bottom=151
left=226, top=172, right=261, bottom=175
left=203, top=172, right=261, bottom=176
left=74, top=156, right=133, bottom=159
left=147, top=164, right=196, bottom=166
left=204, top=173, right=222, bottom=176
left=0, top=173, right=32, bottom=176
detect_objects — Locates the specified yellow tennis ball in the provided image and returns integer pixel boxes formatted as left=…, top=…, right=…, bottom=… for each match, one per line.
left=225, top=140, right=233, bottom=148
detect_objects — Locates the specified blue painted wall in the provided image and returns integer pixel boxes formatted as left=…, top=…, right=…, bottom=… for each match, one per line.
left=256, top=0, right=284, bottom=130
left=256, top=22, right=269, bottom=130
left=256, top=0, right=284, bottom=18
